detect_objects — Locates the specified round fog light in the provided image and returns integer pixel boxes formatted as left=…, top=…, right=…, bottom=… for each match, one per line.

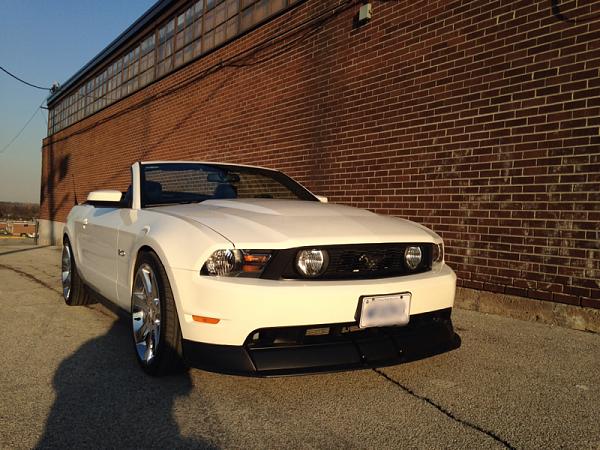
left=404, top=246, right=422, bottom=270
left=296, top=249, right=328, bottom=277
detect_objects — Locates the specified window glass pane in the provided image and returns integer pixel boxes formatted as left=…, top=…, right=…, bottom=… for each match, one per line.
left=194, top=20, right=203, bottom=39
left=226, top=0, right=239, bottom=18
left=185, top=26, right=194, bottom=45
left=177, top=13, right=185, bottom=31
left=205, top=9, right=215, bottom=30
left=226, top=16, right=238, bottom=39
left=215, top=2, right=226, bottom=25
left=203, top=29, right=214, bottom=51
left=206, top=0, right=216, bottom=10
left=241, top=6, right=253, bottom=29
left=194, top=0, right=204, bottom=18
left=192, top=38, right=202, bottom=57
left=271, top=0, right=285, bottom=12
left=140, top=55, right=148, bottom=72
left=175, top=30, right=184, bottom=50
left=174, top=49, right=183, bottom=67
left=157, top=58, right=172, bottom=77
left=255, top=0, right=268, bottom=22
left=142, top=34, right=155, bottom=54
left=157, top=62, right=165, bottom=77
left=214, top=22, right=226, bottom=46
left=140, top=69, right=154, bottom=87
left=183, top=43, right=194, bottom=63
left=131, top=61, right=139, bottom=77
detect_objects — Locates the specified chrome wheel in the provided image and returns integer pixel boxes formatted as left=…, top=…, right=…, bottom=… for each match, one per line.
left=132, top=263, right=161, bottom=365
left=61, top=245, right=72, bottom=301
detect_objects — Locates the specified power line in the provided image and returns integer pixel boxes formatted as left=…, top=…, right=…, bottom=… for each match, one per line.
left=0, top=65, right=51, bottom=91
left=0, top=98, right=47, bottom=155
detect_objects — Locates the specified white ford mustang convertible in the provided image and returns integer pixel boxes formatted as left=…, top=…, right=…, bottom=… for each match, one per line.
left=62, top=161, right=460, bottom=376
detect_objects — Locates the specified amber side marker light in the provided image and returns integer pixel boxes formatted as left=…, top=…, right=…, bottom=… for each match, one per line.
left=192, top=315, right=220, bottom=324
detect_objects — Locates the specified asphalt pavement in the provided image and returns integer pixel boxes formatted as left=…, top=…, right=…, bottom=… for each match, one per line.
left=0, top=244, right=599, bottom=449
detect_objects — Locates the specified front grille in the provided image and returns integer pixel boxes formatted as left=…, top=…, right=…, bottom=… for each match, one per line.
left=321, top=244, right=431, bottom=279
left=261, top=243, right=432, bottom=280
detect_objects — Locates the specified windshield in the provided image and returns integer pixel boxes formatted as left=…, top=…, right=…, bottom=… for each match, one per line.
left=140, top=163, right=317, bottom=207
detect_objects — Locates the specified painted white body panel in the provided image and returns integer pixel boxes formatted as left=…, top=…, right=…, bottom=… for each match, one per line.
left=64, top=161, right=456, bottom=348
left=170, top=264, right=456, bottom=345
left=152, top=200, right=438, bottom=249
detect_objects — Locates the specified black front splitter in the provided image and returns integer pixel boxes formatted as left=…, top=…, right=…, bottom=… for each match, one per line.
left=182, top=309, right=461, bottom=377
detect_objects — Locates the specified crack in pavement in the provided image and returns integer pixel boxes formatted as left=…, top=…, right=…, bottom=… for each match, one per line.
left=1, top=262, right=124, bottom=322
left=0, top=263, right=61, bottom=296
left=372, top=368, right=516, bottom=450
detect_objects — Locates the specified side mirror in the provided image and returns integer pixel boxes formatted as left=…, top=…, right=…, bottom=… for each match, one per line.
left=315, top=195, right=328, bottom=203
left=86, top=189, right=124, bottom=207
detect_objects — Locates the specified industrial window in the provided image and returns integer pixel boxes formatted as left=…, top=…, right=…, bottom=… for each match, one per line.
left=157, top=19, right=175, bottom=78
left=48, top=0, right=299, bottom=135
left=140, top=34, right=156, bottom=87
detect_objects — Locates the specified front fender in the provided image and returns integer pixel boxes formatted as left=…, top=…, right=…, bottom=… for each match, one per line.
left=117, top=209, right=232, bottom=311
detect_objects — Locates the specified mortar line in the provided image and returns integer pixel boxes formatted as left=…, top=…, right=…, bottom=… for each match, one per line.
left=371, top=368, right=516, bottom=450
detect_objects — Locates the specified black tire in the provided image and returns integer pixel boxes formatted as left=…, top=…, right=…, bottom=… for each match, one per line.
left=62, top=238, right=92, bottom=306
left=131, top=251, right=186, bottom=376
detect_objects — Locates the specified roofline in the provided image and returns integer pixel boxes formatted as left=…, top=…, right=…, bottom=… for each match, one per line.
left=47, top=0, right=177, bottom=106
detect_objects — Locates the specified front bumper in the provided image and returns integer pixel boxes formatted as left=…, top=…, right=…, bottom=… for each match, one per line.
left=182, top=308, right=460, bottom=375
left=169, top=264, right=457, bottom=346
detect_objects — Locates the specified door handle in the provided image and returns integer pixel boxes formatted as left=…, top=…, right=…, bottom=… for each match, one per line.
left=82, top=218, right=88, bottom=229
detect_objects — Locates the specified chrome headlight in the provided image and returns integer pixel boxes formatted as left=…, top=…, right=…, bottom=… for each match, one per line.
left=296, top=249, right=329, bottom=277
left=202, top=250, right=271, bottom=277
left=204, top=249, right=241, bottom=276
left=404, top=246, right=423, bottom=270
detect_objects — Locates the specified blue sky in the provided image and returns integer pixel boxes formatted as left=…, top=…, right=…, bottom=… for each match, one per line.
left=0, top=0, right=155, bottom=203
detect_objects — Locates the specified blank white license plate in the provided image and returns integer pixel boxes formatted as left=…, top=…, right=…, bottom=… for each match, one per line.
left=359, top=293, right=411, bottom=328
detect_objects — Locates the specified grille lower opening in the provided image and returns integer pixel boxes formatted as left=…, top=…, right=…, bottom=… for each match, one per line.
left=245, top=309, right=452, bottom=349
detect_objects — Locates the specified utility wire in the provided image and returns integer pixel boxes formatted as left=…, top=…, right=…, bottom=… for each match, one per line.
left=0, top=65, right=51, bottom=91
left=0, top=98, right=47, bottom=155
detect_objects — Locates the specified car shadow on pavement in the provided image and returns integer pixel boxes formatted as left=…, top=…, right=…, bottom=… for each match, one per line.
left=35, top=319, right=218, bottom=449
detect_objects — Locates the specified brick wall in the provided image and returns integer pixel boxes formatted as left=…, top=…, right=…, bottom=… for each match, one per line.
left=41, top=0, right=600, bottom=308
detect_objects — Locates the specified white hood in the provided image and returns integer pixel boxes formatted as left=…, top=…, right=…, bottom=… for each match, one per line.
left=153, top=199, right=439, bottom=248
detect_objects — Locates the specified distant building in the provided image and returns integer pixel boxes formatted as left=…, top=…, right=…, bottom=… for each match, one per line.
left=40, top=1, right=600, bottom=311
